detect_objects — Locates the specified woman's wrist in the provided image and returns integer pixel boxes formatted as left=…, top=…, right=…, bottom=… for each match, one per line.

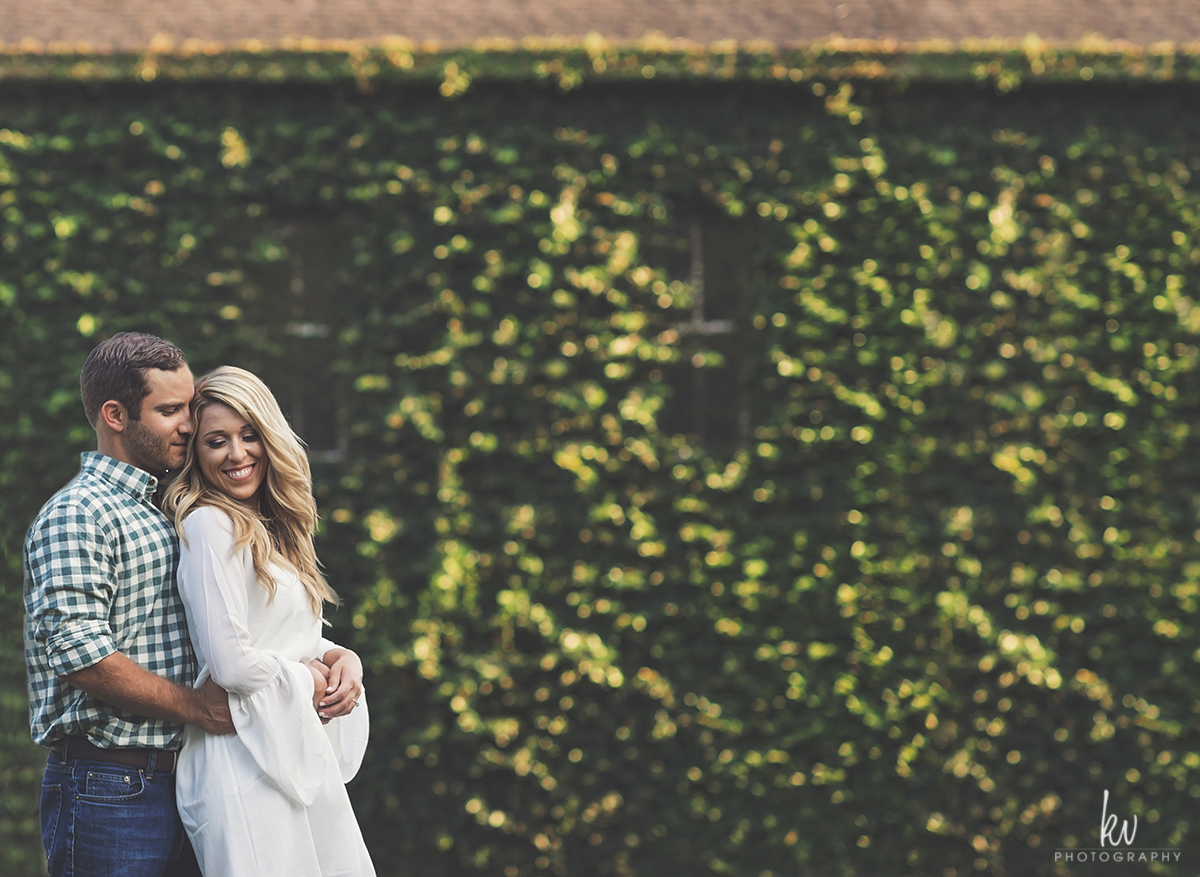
left=321, top=647, right=354, bottom=666
left=308, top=662, right=329, bottom=699
left=323, top=649, right=363, bottom=678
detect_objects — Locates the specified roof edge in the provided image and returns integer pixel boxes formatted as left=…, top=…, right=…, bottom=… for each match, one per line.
left=2, top=36, right=1199, bottom=92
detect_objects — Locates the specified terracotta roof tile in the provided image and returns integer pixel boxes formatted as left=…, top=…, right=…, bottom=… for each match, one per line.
left=3, top=0, right=1200, bottom=51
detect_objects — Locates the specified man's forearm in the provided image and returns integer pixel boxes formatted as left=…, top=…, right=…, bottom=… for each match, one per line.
left=64, top=651, right=234, bottom=734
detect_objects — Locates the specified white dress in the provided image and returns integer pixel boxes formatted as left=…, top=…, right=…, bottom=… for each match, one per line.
left=175, top=506, right=375, bottom=877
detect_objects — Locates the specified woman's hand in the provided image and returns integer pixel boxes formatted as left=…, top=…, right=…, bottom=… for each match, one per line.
left=318, top=648, right=364, bottom=720
left=307, top=659, right=333, bottom=724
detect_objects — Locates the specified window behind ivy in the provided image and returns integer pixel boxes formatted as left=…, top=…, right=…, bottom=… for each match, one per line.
left=653, top=207, right=760, bottom=456
left=219, top=218, right=347, bottom=463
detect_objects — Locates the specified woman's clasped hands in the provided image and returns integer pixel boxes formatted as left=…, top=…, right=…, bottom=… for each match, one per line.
left=307, top=648, right=364, bottom=723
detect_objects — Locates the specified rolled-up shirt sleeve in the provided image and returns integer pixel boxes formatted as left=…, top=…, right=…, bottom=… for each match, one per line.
left=26, top=503, right=119, bottom=677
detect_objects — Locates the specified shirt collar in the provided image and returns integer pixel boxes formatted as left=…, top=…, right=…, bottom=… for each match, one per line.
left=80, top=451, right=160, bottom=504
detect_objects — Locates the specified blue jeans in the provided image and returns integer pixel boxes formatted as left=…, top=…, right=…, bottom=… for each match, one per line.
left=41, top=748, right=199, bottom=877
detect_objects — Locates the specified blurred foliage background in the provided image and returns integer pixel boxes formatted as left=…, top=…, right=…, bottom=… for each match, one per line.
left=4, top=56, right=1200, bottom=877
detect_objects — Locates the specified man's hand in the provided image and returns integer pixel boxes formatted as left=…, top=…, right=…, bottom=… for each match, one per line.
left=192, top=677, right=235, bottom=735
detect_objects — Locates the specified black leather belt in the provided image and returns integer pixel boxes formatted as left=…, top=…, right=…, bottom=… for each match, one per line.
left=51, top=736, right=178, bottom=774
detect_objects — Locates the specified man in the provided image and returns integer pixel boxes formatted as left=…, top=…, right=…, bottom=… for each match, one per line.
left=24, top=332, right=235, bottom=877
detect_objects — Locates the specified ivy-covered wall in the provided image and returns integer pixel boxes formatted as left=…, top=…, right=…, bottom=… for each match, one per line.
left=4, top=64, right=1200, bottom=877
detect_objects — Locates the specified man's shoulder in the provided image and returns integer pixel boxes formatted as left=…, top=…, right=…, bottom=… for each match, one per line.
left=31, top=472, right=120, bottom=523
left=26, top=470, right=162, bottom=547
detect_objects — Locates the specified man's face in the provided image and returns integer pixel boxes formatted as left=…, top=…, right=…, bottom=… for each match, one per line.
left=122, top=367, right=194, bottom=475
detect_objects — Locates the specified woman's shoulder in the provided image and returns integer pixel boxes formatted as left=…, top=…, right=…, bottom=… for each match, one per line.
left=181, top=504, right=238, bottom=542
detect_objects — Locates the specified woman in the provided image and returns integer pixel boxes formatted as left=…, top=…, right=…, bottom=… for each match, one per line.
left=162, top=366, right=375, bottom=877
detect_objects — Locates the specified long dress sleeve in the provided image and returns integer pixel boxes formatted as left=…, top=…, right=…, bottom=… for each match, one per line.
left=323, top=690, right=370, bottom=782
left=310, top=639, right=370, bottom=781
left=178, top=507, right=336, bottom=806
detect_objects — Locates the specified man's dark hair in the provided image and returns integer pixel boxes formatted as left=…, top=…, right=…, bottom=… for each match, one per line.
left=80, top=332, right=188, bottom=426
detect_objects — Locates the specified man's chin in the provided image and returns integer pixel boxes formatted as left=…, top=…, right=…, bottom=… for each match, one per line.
left=149, top=453, right=184, bottom=477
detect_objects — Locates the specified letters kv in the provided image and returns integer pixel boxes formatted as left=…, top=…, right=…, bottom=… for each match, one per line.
left=1101, top=789, right=1136, bottom=848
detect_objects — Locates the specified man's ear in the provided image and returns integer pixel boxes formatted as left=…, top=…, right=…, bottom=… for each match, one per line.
left=98, top=400, right=128, bottom=434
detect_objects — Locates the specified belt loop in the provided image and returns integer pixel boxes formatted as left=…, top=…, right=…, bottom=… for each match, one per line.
left=146, top=750, right=156, bottom=778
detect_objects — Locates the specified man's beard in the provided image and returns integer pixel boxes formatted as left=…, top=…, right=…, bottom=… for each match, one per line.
left=125, top=418, right=176, bottom=475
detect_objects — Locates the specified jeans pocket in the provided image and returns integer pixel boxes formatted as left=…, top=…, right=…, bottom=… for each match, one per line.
left=73, top=768, right=178, bottom=873
left=40, top=782, right=63, bottom=857
left=79, top=767, right=147, bottom=802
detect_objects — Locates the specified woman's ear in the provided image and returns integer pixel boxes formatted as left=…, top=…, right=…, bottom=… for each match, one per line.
left=98, top=399, right=128, bottom=434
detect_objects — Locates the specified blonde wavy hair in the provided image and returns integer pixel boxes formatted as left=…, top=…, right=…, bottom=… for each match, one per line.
left=162, top=365, right=338, bottom=616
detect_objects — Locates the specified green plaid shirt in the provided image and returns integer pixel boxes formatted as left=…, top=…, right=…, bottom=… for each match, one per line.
left=24, top=452, right=197, bottom=749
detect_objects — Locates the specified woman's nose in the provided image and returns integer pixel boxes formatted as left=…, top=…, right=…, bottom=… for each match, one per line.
left=227, top=440, right=247, bottom=461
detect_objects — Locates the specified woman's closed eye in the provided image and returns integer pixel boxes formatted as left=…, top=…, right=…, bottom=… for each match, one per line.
left=206, top=431, right=259, bottom=449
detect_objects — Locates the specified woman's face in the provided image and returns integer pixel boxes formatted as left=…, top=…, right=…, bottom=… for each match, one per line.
left=196, top=402, right=268, bottom=507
